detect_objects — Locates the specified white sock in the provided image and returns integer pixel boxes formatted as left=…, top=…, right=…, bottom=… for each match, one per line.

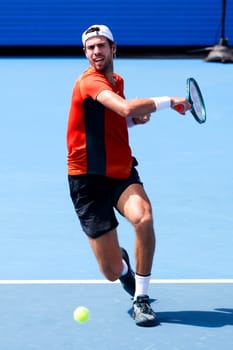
left=134, top=274, right=151, bottom=301
left=120, top=259, right=128, bottom=276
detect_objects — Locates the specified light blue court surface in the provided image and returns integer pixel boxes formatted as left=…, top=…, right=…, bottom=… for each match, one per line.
left=0, top=58, right=233, bottom=349
left=0, top=283, right=233, bottom=350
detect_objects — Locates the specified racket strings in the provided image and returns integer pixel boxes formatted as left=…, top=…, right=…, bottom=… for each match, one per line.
left=190, top=83, right=205, bottom=120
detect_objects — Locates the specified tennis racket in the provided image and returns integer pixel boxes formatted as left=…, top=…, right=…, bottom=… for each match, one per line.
left=175, top=77, right=206, bottom=124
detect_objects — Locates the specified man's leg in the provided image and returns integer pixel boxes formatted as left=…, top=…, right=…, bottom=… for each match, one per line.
left=117, top=183, right=157, bottom=326
left=88, top=230, right=135, bottom=296
left=117, top=183, right=155, bottom=278
left=88, top=229, right=122, bottom=281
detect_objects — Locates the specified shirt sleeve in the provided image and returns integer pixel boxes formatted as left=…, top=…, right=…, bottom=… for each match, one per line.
left=80, top=73, right=113, bottom=100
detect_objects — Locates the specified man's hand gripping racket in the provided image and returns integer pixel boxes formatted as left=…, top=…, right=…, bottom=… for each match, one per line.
left=175, top=77, right=207, bottom=124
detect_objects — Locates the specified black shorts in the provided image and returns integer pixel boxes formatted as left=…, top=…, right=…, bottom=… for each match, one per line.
left=68, top=162, right=142, bottom=239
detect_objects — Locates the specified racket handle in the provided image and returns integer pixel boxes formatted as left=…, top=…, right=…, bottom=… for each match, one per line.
left=175, top=104, right=185, bottom=113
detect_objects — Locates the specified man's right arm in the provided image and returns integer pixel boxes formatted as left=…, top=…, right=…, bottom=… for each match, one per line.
left=97, top=90, right=190, bottom=118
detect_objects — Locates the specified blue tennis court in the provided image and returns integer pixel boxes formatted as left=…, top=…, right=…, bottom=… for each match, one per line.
left=0, top=58, right=233, bottom=349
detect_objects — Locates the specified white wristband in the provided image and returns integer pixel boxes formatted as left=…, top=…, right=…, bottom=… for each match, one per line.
left=126, top=117, right=135, bottom=128
left=150, top=96, right=171, bottom=111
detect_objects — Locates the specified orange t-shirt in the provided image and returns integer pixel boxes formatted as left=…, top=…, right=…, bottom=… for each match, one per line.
left=66, top=67, right=133, bottom=179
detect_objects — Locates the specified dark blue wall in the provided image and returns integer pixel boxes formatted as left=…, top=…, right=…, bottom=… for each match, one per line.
left=0, top=0, right=232, bottom=46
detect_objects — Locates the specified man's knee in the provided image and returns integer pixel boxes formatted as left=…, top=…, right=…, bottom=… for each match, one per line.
left=101, top=263, right=122, bottom=281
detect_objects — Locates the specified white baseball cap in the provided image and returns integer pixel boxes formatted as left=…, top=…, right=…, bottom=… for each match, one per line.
left=82, top=25, right=114, bottom=46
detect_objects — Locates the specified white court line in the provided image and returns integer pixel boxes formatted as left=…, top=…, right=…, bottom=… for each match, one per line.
left=0, top=279, right=233, bottom=285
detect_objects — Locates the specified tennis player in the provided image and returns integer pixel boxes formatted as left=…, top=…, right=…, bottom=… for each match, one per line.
left=67, top=24, right=190, bottom=327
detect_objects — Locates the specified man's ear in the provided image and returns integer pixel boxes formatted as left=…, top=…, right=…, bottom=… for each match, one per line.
left=83, top=47, right=88, bottom=57
left=112, top=43, right=117, bottom=57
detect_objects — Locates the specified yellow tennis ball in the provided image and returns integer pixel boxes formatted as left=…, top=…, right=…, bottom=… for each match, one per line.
left=73, top=306, right=90, bottom=323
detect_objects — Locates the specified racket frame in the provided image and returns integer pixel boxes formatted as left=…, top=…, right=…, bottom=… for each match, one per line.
left=187, top=77, right=206, bottom=124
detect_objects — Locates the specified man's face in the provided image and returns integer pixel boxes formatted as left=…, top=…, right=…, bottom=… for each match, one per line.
left=84, top=36, right=116, bottom=73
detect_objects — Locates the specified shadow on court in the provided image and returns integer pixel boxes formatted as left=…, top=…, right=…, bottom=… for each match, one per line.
left=128, top=297, right=233, bottom=328
left=157, top=308, right=233, bottom=328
